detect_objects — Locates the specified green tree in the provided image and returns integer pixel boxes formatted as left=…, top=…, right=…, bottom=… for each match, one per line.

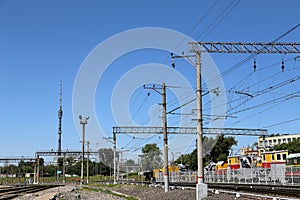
left=98, top=148, right=115, bottom=168
left=175, top=134, right=237, bottom=170
left=126, top=159, right=135, bottom=172
left=22, top=166, right=33, bottom=174
left=44, top=164, right=57, bottom=176
left=208, top=134, right=237, bottom=162
left=203, top=136, right=217, bottom=156
left=141, top=143, right=162, bottom=171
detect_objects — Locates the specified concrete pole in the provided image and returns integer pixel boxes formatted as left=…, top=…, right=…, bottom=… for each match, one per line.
left=162, top=83, right=169, bottom=192
left=126, top=159, right=128, bottom=182
left=79, top=115, right=89, bottom=186
left=63, top=153, right=66, bottom=183
left=196, top=52, right=207, bottom=199
left=113, top=132, right=117, bottom=184
left=33, top=160, right=36, bottom=184
left=87, top=141, right=90, bottom=184
left=37, top=156, right=40, bottom=184
left=117, top=151, right=121, bottom=181
left=81, top=123, right=85, bottom=185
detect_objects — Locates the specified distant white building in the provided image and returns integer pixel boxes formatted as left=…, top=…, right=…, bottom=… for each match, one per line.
left=258, top=134, right=300, bottom=155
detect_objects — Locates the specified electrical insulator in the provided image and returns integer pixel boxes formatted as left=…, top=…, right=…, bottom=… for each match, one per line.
left=253, top=60, right=257, bottom=71
left=170, top=52, right=175, bottom=68
left=281, top=61, right=285, bottom=72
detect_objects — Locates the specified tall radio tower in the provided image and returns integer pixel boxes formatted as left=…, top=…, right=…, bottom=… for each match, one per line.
left=58, top=81, right=63, bottom=155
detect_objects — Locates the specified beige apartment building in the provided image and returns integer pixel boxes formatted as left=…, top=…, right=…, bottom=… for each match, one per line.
left=257, top=134, right=300, bottom=155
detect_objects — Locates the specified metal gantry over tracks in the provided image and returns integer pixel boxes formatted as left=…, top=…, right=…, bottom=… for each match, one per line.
left=189, top=42, right=300, bottom=54
left=113, top=126, right=268, bottom=136
left=34, top=150, right=100, bottom=184
left=0, top=157, right=35, bottom=163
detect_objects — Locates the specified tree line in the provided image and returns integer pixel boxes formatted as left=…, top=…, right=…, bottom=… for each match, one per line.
left=2, top=136, right=298, bottom=178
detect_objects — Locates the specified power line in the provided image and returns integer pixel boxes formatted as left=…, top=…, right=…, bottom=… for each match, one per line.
left=227, top=91, right=300, bottom=116
left=203, top=24, right=300, bottom=89
left=154, top=1, right=221, bottom=85
left=126, top=92, right=150, bottom=125
left=224, top=100, right=283, bottom=127
left=199, top=0, right=240, bottom=41
left=263, top=117, right=300, bottom=129
left=202, top=61, right=300, bottom=117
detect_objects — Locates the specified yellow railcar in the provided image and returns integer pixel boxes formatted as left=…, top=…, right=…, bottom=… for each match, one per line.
left=261, top=150, right=288, bottom=168
left=153, top=165, right=179, bottom=178
left=215, top=161, right=228, bottom=174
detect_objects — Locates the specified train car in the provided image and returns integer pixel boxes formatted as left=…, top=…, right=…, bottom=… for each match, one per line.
left=152, top=165, right=180, bottom=181
left=159, top=165, right=179, bottom=174
left=228, top=155, right=240, bottom=169
left=255, top=156, right=262, bottom=168
left=286, top=153, right=300, bottom=166
left=285, top=153, right=300, bottom=183
left=215, top=161, right=228, bottom=174
left=227, top=155, right=261, bottom=170
left=143, top=171, right=154, bottom=181
left=261, top=150, right=288, bottom=168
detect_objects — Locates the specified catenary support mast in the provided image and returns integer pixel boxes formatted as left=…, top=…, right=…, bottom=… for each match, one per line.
left=188, top=41, right=300, bottom=199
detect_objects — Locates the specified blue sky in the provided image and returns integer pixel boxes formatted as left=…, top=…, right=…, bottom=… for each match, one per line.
left=0, top=1, right=300, bottom=161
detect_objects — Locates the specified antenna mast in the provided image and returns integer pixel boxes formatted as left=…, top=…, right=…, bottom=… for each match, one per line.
left=58, top=81, right=63, bottom=155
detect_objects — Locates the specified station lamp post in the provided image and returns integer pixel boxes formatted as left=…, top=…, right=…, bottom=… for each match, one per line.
left=79, top=115, right=89, bottom=186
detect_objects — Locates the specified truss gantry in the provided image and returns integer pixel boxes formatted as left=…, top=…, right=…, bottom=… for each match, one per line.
left=112, top=126, right=267, bottom=136
left=189, top=42, right=300, bottom=54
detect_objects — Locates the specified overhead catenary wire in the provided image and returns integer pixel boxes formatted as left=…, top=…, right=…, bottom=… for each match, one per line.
left=217, top=70, right=300, bottom=128
left=148, top=0, right=222, bottom=85
left=126, top=92, right=150, bottom=125
left=198, top=0, right=240, bottom=41
left=263, top=117, right=300, bottom=128
left=170, top=0, right=240, bottom=69
left=202, top=59, right=300, bottom=114
left=221, top=101, right=283, bottom=127
left=127, top=1, right=241, bottom=131
left=203, top=24, right=300, bottom=90
left=203, top=63, right=300, bottom=118
left=118, top=12, right=300, bottom=158
left=227, top=91, right=300, bottom=116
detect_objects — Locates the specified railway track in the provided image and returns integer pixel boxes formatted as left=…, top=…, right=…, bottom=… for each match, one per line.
left=207, top=183, right=300, bottom=199
left=0, top=184, right=60, bottom=200
left=96, top=181, right=300, bottom=199
left=121, top=180, right=300, bottom=198
left=170, top=182, right=300, bottom=199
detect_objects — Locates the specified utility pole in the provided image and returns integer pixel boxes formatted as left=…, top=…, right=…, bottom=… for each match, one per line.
left=188, top=40, right=300, bottom=199
left=79, top=115, right=89, bottom=186
left=170, top=51, right=207, bottom=198
left=102, top=136, right=116, bottom=184
left=116, top=149, right=129, bottom=181
left=36, top=156, right=40, bottom=184
left=162, top=83, right=169, bottom=192
left=195, top=52, right=207, bottom=199
left=144, top=83, right=169, bottom=192
left=87, top=141, right=90, bottom=184
left=62, top=153, right=66, bottom=183
left=113, top=132, right=117, bottom=184
left=117, top=151, right=120, bottom=181
left=126, top=159, right=129, bottom=182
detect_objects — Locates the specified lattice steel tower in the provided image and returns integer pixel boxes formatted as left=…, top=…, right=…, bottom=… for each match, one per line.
left=57, top=81, right=63, bottom=155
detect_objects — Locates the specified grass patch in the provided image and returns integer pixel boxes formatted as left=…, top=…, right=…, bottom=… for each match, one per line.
left=82, top=186, right=138, bottom=200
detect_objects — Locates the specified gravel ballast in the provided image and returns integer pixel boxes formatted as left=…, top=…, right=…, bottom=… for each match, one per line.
left=14, top=184, right=285, bottom=200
